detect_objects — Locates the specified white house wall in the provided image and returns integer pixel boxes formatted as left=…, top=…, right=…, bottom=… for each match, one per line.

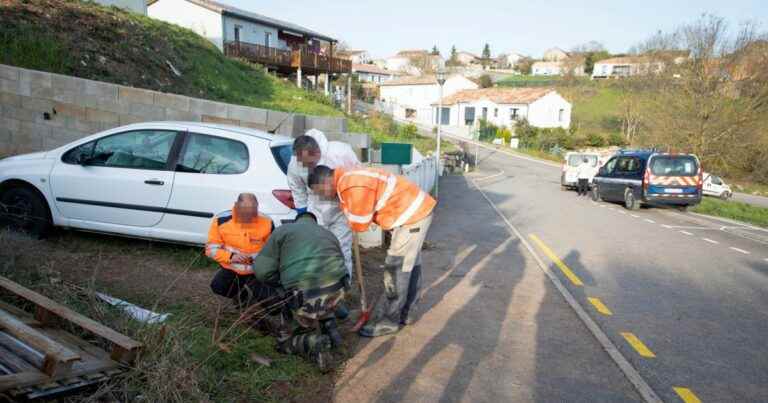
left=148, top=0, right=224, bottom=50
left=380, top=76, right=478, bottom=126
left=527, top=92, right=571, bottom=129
left=222, top=16, right=288, bottom=50
left=95, top=0, right=147, bottom=14
left=439, top=102, right=529, bottom=128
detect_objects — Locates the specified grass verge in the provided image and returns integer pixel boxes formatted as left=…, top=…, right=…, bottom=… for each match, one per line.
left=692, top=197, right=768, bottom=228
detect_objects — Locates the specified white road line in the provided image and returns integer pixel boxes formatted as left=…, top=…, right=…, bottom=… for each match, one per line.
left=473, top=170, right=505, bottom=182
left=702, top=238, right=719, bottom=244
left=630, top=214, right=640, bottom=218
left=662, top=225, right=674, bottom=229
left=600, top=205, right=606, bottom=208
left=618, top=211, right=627, bottom=215
left=730, top=247, right=751, bottom=255
left=644, top=219, right=656, bottom=224
left=680, top=231, right=694, bottom=236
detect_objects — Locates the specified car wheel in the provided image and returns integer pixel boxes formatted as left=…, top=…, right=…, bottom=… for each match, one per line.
left=720, top=191, right=730, bottom=201
left=624, top=188, right=640, bottom=210
left=591, top=185, right=601, bottom=201
left=0, top=186, right=52, bottom=238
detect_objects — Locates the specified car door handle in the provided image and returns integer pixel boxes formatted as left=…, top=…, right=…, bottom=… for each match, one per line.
left=144, top=179, right=165, bottom=186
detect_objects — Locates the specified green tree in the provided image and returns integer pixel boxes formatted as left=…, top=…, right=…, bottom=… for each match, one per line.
left=515, top=57, right=534, bottom=75
left=447, top=45, right=459, bottom=66
left=482, top=43, right=491, bottom=67
left=431, top=45, right=440, bottom=55
left=478, top=74, right=493, bottom=88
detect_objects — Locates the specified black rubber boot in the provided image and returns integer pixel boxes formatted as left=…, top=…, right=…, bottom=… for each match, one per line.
left=320, top=318, right=343, bottom=348
left=334, top=303, right=350, bottom=321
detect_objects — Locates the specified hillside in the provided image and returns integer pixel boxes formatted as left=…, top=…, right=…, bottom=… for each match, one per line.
left=0, top=0, right=341, bottom=116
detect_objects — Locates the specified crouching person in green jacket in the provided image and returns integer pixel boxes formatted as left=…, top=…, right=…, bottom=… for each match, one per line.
left=251, top=211, right=348, bottom=370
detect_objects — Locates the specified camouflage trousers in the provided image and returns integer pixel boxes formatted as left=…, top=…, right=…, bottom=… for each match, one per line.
left=275, top=288, right=345, bottom=356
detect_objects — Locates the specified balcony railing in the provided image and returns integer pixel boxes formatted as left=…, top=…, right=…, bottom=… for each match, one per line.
left=224, top=41, right=351, bottom=74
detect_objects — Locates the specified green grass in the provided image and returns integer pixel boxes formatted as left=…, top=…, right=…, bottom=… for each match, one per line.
left=557, top=83, right=622, bottom=138
left=497, top=75, right=563, bottom=87
left=692, top=197, right=768, bottom=228
left=1, top=0, right=341, bottom=117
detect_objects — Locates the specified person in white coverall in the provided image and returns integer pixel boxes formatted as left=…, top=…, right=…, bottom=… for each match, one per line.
left=287, top=129, right=359, bottom=279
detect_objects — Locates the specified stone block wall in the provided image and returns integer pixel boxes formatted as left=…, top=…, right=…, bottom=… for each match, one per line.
left=0, top=64, right=351, bottom=155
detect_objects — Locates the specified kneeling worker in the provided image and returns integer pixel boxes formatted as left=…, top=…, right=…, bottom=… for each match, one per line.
left=207, top=193, right=275, bottom=307
left=251, top=211, right=348, bottom=369
left=309, top=165, right=436, bottom=337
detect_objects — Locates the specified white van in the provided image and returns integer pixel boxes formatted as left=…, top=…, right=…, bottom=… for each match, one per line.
left=561, top=152, right=601, bottom=190
left=703, top=173, right=733, bottom=200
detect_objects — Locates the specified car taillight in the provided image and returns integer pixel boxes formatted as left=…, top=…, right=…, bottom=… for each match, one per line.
left=696, top=168, right=703, bottom=190
left=272, top=190, right=295, bottom=209
left=561, top=162, right=566, bottom=172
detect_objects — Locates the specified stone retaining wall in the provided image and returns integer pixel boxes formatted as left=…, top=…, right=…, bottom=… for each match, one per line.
left=0, top=64, right=349, bottom=155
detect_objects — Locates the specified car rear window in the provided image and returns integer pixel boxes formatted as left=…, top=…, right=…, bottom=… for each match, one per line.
left=271, top=144, right=292, bottom=174
left=650, top=156, right=698, bottom=176
left=568, top=154, right=598, bottom=167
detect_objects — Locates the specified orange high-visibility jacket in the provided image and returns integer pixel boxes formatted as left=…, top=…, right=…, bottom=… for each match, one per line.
left=335, top=167, right=436, bottom=232
left=205, top=208, right=274, bottom=275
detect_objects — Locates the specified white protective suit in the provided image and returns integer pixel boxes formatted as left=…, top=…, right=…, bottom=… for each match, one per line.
left=287, top=129, right=360, bottom=278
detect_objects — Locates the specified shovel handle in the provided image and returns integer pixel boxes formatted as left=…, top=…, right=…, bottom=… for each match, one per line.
left=353, top=233, right=367, bottom=310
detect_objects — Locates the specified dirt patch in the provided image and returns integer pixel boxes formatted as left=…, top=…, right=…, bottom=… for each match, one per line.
left=0, top=228, right=387, bottom=402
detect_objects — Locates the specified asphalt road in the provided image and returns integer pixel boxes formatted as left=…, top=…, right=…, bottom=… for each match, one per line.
left=470, top=145, right=768, bottom=403
left=733, top=192, right=768, bottom=209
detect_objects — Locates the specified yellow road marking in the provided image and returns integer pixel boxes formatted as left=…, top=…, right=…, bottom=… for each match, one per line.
left=620, top=332, right=656, bottom=358
left=529, top=235, right=584, bottom=286
left=588, top=297, right=613, bottom=315
left=673, top=387, right=701, bottom=403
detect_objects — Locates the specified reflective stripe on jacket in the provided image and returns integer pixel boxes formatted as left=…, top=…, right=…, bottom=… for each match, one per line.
left=205, top=208, right=274, bottom=275
left=335, top=168, right=436, bottom=232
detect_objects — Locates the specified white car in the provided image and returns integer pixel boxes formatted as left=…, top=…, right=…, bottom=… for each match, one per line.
left=0, top=122, right=297, bottom=244
left=703, top=172, right=732, bottom=200
left=561, top=152, right=601, bottom=190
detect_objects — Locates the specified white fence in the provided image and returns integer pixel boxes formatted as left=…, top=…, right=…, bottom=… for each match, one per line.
left=402, top=155, right=438, bottom=193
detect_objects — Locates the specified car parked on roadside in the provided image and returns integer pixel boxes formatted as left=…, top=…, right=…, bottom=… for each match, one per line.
left=0, top=122, right=297, bottom=244
left=703, top=173, right=732, bottom=200
left=560, top=152, right=602, bottom=190
left=591, top=150, right=703, bottom=210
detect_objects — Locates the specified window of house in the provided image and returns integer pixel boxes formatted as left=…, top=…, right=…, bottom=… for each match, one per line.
left=264, top=32, right=271, bottom=47
left=177, top=133, right=249, bottom=174
left=435, top=107, right=450, bottom=125
left=406, top=108, right=417, bottom=119
left=234, top=25, right=241, bottom=43
left=494, top=108, right=498, bottom=118
left=482, top=107, right=488, bottom=120
left=558, top=109, right=565, bottom=122
left=510, top=108, right=520, bottom=121
left=464, top=107, right=475, bottom=126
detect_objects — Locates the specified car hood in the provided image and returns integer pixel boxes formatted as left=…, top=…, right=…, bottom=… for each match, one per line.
left=1, top=151, right=48, bottom=162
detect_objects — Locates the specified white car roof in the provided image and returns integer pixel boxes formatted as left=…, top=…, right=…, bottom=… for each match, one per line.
left=118, top=121, right=293, bottom=144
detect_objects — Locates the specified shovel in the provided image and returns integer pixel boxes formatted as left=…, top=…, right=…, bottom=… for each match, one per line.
left=351, top=233, right=371, bottom=332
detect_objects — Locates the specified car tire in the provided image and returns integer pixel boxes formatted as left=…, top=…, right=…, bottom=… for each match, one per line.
left=0, top=185, right=52, bottom=239
left=624, top=188, right=640, bottom=210
left=678, top=205, right=690, bottom=212
left=591, top=185, right=601, bottom=201
left=720, top=192, right=731, bottom=201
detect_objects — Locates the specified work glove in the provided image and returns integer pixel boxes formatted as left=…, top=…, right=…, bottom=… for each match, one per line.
left=295, top=207, right=308, bottom=215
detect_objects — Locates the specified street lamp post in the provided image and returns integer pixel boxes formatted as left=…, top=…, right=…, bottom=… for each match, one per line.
left=435, top=69, right=446, bottom=198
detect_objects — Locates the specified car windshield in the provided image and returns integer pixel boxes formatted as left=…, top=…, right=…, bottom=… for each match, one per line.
left=271, top=144, right=292, bottom=174
left=568, top=154, right=598, bottom=167
left=650, top=156, right=698, bottom=176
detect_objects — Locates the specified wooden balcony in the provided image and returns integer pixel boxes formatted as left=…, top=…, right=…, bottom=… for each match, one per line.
left=224, top=41, right=351, bottom=75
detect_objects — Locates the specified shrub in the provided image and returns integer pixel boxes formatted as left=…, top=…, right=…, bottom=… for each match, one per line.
left=400, top=123, right=419, bottom=139
left=478, top=119, right=499, bottom=142
left=516, top=119, right=539, bottom=148
left=479, top=74, right=493, bottom=88
left=607, top=132, right=626, bottom=146
left=497, top=127, right=512, bottom=144
left=586, top=133, right=607, bottom=147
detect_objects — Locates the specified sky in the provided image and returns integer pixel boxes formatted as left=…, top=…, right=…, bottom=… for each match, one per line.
left=226, top=0, right=767, bottom=58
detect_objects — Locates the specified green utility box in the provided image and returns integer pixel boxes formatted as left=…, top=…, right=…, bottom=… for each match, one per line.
left=381, top=143, right=413, bottom=165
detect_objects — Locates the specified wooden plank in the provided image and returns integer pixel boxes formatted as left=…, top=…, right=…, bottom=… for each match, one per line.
left=0, top=309, right=80, bottom=376
left=0, top=359, right=118, bottom=392
left=0, top=344, right=38, bottom=373
left=0, top=276, right=141, bottom=360
left=0, top=301, right=40, bottom=327
left=0, top=331, right=44, bottom=368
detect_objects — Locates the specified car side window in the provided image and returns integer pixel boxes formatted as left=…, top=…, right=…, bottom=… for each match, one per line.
left=62, top=141, right=95, bottom=164
left=176, top=133, right=249, bottom=174
left=712, top=176, right=722, bottom=185
left=616, top=157, right=641, bottom=174
left=89, top=130, right=176, bottom=170
left=603, top=158, right=618, bottom=174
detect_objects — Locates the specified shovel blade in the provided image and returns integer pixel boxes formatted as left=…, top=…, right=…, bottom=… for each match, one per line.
left=351, top=310, right=371, bottom=332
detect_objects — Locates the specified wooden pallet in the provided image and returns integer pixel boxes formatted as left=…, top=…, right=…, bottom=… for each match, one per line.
left=0, top=276, right=142, bottom=399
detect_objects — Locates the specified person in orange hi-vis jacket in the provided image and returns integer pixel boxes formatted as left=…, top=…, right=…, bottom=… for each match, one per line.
left=206, top=193, right=275, bottom=308
left=309, top=165, right=436, bottom=337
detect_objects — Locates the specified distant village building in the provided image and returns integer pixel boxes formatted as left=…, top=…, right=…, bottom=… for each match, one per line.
left=592, top=52, right=689, bottom=79
left=433, top=87, right=572, bottom=129
left=455, top=51, right=480, bottom=66
left=95, top=0, right=147, bottom=14
left=496, top=52, right=524, bottom=69
left=542, top=47, right=569, bottom=62
left=532, top=59, right=586, bottom=77
left=379, top=75, right=479, bottom=125
left=352, top=64, right=400, bottom=84
left=337, top=50, right=371, bottom=65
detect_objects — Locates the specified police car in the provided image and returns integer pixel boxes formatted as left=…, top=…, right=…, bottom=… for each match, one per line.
left=591, top=150, right=703, bottom=210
